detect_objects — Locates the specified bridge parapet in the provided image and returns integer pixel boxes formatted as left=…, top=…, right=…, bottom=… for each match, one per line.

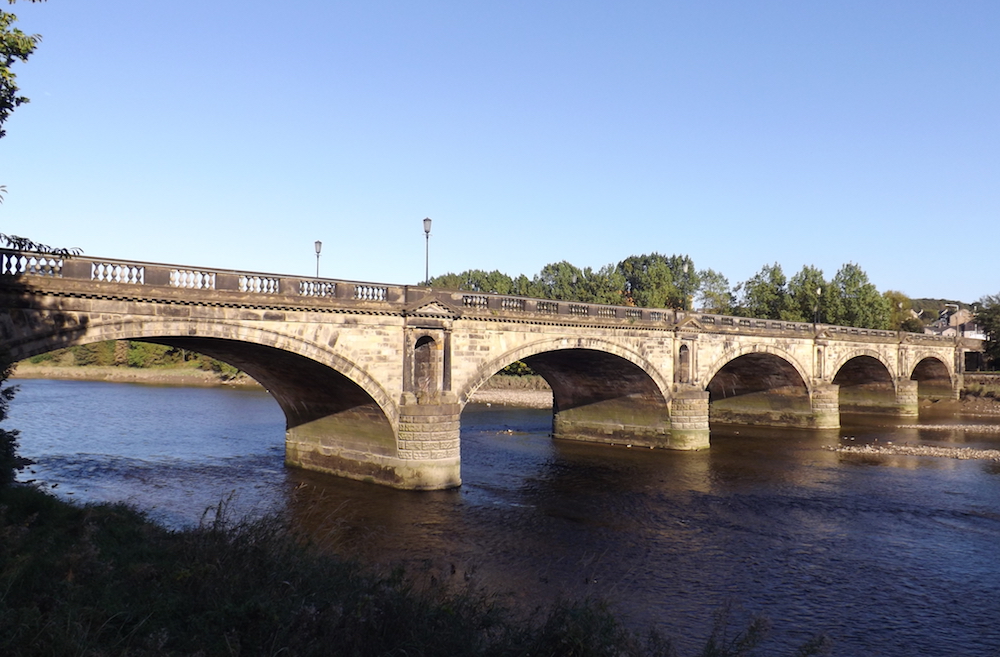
left=1, top=249, right=979, bottom=349
left=0, top=249, right=404, bottom=307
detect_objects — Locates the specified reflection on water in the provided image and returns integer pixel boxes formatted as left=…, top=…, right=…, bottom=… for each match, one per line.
left=8, top=379, right=1000, bottom=656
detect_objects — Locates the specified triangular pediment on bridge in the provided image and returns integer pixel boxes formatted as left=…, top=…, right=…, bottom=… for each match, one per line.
left=404, top=301, right=459, bottom=318
left=675, top=315, right=705, bottom=331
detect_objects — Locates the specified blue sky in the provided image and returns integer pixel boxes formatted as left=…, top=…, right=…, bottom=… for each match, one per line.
left=1, top=1, right=997, bottom=303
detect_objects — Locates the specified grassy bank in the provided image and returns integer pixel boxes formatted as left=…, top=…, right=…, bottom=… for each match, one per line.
left=12, top=362, right=263, bottom=388
left=0, top=486, right=830, bottom=656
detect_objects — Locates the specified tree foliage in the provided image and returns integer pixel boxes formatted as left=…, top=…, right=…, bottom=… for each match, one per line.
left=786, top=265, right=827, bottom=323
left=618, top=253, right=677, bottom=308
left=695, top=268, right=734, bottom=314
left=0, top=1, right=43, bottom=140
left=430, top=255, right=901, bottom=331
left=826, top=263, right=891, bottom=329
left=0, top=347, right=31, bottom=487
left=977, top=294, right=1000, bottom=368
left=736, top=263, right=793, bottom=320
left=883, top=290, right=915, bottom=330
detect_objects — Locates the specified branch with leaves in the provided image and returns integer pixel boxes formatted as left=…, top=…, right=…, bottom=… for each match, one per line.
left=0, top=233, right=81, bottom=256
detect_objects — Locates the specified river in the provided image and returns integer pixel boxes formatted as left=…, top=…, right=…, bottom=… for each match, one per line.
left=7, top=378, right=1000, bottom=656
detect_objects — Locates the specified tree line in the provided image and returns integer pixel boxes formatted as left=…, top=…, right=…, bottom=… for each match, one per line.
left=429, top=254, right=920, bottom=331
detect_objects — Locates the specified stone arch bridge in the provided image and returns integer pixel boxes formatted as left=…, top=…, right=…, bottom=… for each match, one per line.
left=0, top=250, right=981, bottom=489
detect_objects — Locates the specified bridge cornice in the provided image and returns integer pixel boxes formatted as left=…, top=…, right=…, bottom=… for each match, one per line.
left=1, top=249, right=980, bottom=351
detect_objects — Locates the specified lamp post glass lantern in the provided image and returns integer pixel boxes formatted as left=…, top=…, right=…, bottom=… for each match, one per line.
left=423, top=218, right=432, bottom=285
left=315, top=241, right=322, bottom=278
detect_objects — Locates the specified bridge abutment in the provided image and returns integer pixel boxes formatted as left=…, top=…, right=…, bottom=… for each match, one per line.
left=552, top=396, right=673, bottom=448
left=395, top=395, right=462, bottom=490
left=668, top=389, right=711, bottom=449
left=810, top=383, right=840, bottom=429
left=893, top=379, right=920, bottom=417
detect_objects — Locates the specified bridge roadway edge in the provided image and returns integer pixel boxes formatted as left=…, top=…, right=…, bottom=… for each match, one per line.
left=0, top=251, right=978, bottom=489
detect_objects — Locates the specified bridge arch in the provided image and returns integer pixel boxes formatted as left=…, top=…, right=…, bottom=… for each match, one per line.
left=458, top=336, right=673, bottom=448
left=10, top=315, right=400, bottom=433
left=909, top=355, right=956, bottom=399
left=459, top=336, right=672, bottom=408
left=702, top=344, right=812, bottom=398
left=830, top=350, right=897, bottom=384
left=831, top=352, right=898, bottom=414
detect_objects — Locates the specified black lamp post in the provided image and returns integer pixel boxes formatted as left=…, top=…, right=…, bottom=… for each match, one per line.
left=315, top=240, right=322, bottom=278
left=423, top=217, right=432, bottom=285
left=813, top=287, right=822, bottom=324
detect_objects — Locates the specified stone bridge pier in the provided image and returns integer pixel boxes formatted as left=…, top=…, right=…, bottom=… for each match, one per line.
left=0, top=250, right=979, bottom=490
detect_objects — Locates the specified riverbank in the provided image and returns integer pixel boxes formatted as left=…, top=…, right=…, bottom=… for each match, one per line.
left=11, top=362, right=264, bottom=388
left=2, top=484, right=707, bottom=657
left=12, top=362, right=555, bottom=407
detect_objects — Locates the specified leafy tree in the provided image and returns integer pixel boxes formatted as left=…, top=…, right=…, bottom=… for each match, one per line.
left=572, top=264, right=625, bottom=305
left=977, top=294, right=1000, bottom=368
left=826, top=263, right=891, bottom=329
left=900, top=317, right=925, bottom=333
left=532, top=261, right=585, bottom=301
left=736, top=263, right=793, bottom=320
left=695, top=268, right=734, bottom=314
left=883, top=290, right=914, bottom=330
left=666, top=254, right=698, bottom=310
left=616, top=253, right=678, bottom=308
left=427, top=269, right=516, bottom=294
left=0, top=2, right=42, bottom=140
left=786, top=265, right=828, bottom=323
left=0, top=347, right=31, bottom=486
left=511, top=273, right=537, bottom=297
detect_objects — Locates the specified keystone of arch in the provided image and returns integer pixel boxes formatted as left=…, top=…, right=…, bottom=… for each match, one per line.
left=702, top=343, right=812, bottom=393
left=23, top=315, right=400, bottom=429
left=459, top=336, right=672, bottom=407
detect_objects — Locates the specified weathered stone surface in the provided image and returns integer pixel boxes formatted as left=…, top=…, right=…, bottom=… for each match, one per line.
left=0, top=251, right=979, bottom=489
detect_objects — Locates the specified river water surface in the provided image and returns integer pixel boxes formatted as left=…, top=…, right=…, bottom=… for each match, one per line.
left=8, top=378, right=1000, bottom=656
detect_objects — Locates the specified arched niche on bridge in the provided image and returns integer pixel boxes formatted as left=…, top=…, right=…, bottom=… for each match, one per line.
left=910, top=356, right=954, bottom=399
left=412, top=334, right=442, bottom=398
left=832, top=354, right=896, bottom=413
left=704, top=350, right=811, bottom=425
left=675, top=344, right=691, bottom=384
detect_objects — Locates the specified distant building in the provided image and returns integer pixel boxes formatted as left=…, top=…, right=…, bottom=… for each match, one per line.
left=925, top=307, right=985, bottom=340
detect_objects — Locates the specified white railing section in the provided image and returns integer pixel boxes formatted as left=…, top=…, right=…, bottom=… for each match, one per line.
left=240, top=274, right=280, bottom=294
left=501, top=297, right=526, bottom=312
left=1, top=252, right=63, bottom=277
left=170, top=269, right=216, bottom=290
left=596, top=306, right=616, bottom=318
left=299, top=280, right=336, bottom=297
left=354, top=284, right=387, bottom=301
left=462, top=295, right=489, bottom=309
left=92, top=262, right=144, bottom=285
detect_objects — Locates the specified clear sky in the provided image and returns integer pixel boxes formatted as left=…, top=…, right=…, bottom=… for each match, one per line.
left=1, top=1, right=997, bottom=303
